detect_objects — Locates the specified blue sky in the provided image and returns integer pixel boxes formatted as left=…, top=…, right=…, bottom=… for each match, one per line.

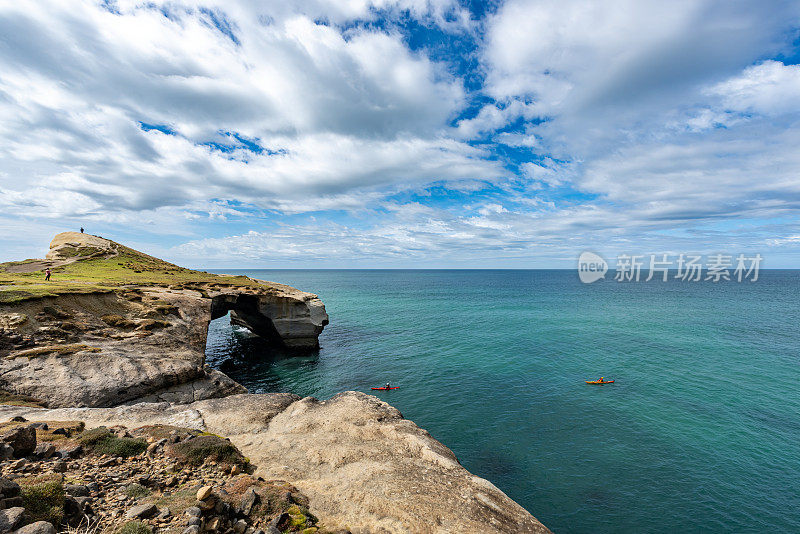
left=1, top=0, right=800, bottom=268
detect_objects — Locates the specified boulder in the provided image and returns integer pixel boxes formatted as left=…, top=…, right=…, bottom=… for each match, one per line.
left=0, top=444, right=13, bottom=460
left=0, top=507, right=25, bottom=532
left=0, top=427, right=35, bottom=458
left=0, top=477, right=21, bottom=498
left=33, top=443, right=55, bottom=460
left=64, top=484, right=89, bottom=497
left=11, top=522, right=56, bottom=534
left=125, top=503, right=158, bottom=519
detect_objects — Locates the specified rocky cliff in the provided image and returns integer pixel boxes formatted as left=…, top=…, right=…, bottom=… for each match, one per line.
left=0, top=233, right=328, bottom=407
left=0, top=393, right=551, bottom=534
left=0, top=233, right=551, bottom=533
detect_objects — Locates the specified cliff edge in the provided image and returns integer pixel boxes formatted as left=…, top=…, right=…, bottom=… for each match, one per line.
left=0, top=233, right=328, bottom=407
left=0, top=233, right=552, bottom=533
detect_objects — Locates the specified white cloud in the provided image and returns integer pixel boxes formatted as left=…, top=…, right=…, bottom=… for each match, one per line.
left=708, top=60, right=800, bottom=116
left=0, top=1, right=488, bottom=219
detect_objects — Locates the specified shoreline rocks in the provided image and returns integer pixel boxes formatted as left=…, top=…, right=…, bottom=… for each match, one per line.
left=0, top=394, right=551, bottom=533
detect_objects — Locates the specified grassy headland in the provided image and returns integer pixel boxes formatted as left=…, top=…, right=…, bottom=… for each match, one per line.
left=0, top=235, right=263, bottom=304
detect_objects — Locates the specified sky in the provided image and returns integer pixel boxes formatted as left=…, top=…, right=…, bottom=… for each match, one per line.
left=1, top=0, right=800, bottom=268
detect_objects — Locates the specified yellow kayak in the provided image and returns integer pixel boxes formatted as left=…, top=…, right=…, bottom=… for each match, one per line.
left=585, top=380, right=615, bottom=384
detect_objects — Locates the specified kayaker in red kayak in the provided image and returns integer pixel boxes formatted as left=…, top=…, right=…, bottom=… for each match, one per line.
left=384, top=382, right=391, bottom=390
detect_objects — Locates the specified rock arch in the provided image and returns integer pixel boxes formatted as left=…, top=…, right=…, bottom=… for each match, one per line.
left=208, top=287, right=329, bottom=350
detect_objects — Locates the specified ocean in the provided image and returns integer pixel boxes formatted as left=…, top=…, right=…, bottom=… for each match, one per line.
left=204, top=269, right=800, bottom=534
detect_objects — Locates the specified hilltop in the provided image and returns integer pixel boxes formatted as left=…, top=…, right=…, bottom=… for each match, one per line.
left=0, top=232, right=264, bottom=304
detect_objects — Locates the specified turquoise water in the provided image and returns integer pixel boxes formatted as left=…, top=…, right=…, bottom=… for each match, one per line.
left=205, top=270, right=800, bottom=533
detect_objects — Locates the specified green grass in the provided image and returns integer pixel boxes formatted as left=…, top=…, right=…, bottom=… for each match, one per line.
left=78, top=427, right=148, bottom=457
left=20, top=476, right=65, bottom=525
left=0, top=389, right=45, bottom=407
left=164, top=434, right=246, bottom=467
left=124, top=483, right=151, bottom=499
left=0, top=238, right=273, bottom=304
left=117, top=521, right=153, bottom=534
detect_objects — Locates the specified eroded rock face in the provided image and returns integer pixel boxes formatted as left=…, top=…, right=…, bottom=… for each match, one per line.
left=0, top=393, right=551, bottom=534
left=0, top=281, right=327, bottom=407
left=209, top=282, right=329, bottom=350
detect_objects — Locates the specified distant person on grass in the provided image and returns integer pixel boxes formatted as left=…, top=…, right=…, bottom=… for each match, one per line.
left=44, top=267, right=51, bottom=281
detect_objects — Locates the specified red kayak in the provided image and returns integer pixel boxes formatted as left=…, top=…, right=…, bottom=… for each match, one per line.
left=371, top=386, right=399, bottom=390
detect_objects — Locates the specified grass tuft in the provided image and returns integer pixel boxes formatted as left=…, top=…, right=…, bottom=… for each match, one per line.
left=78, top=427, right=147, bottom=457
left=116, top=521, right=153, bottom=534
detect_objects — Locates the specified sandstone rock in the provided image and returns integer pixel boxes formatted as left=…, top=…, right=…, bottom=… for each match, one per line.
left=197, top=497, right=216, bottom=512
left=0, top=426, right=35, bottom=457
left=52, top=460, right=67, bottom=473
left=11, top=521, right=56, bottom=534
left=196, top=486, right=213, bottom=501
left=125, top=503, right=158, bottom=519
left=0, top=507, right=25, bottom=532
left=0, top=392, right=551, bottom=534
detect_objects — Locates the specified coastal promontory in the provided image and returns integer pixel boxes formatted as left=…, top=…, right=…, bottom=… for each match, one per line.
left=0, top=233, right=551, bottom=534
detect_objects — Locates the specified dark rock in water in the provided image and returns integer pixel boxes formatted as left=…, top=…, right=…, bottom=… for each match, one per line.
left=9, top=417, right=26, bottom=423
left=0, top=426, right=35, bottom=457
left=12, top=521, right=57, bottom=534
left=0, top=507, right=25, bottom=531
left=28, top=422, right=48, bottom=430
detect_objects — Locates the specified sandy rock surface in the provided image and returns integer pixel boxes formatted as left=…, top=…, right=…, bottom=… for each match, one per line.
left=0, top=393, right=551, bottom=534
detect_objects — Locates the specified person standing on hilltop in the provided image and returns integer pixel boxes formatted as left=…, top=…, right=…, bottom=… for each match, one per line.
left=44, top=267, right=51, bottom=281
left=80, top=227, right=84, bottom=233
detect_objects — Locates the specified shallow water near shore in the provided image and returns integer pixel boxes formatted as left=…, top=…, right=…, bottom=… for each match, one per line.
left=205, top=269, right=800, bottom=534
